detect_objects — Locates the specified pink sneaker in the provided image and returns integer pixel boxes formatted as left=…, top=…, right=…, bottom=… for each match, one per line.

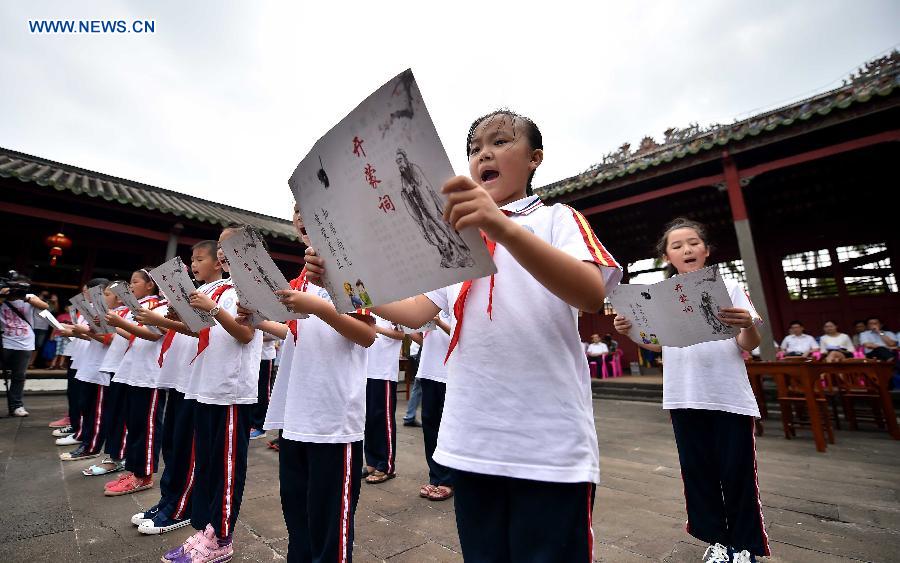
left=168, top=525, right=233, bottom=563
left=49, top=416, right=71, bottom=428
left=161, top=528, right=205, bottom=562
left=105, top=471, right=132, bottom=489
left=104, top=474, right=153, bottom=496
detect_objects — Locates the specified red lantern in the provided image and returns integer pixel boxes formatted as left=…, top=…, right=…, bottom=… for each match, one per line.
left=45, top=232, right=72, bottom=266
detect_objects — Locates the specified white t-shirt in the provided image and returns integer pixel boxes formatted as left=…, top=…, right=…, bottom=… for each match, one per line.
left=74, top=337, right=111, bottom=386
left=586, top=342, right=609, bottom=357
left=366, top=316, right=402, bottom=381
left=98, top=307, right=133, bottom=376
left=69, top=313, right=91, bottom=369
left=157, top=331, right=196, bottom=392
left=661, top=279, right=761, bottom=418
left=184, top=284, right=262, bottom=405
left=33, top=306, right=51, bottom=330
left=113, top=296, right=167, bottom=389
left=425, top=196, right=622, bottom=484
left=1, top=299, right=35, bottom=351
left=416, top=313, right=450, bottom=384
left=819, top=333, right=853, bottom=353
left=264, top=280, right=372, bottom=443
left=261, top=338, right=277, bottom=361
left=781, top=333, right=818, bottom=355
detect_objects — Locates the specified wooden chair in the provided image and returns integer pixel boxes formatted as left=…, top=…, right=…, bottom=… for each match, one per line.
left=818, top=360, right=886, bottom=431
left=773, top=362, right=836, bottom=444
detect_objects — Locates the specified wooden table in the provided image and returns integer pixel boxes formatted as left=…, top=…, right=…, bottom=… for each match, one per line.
left=746, top=360, right=900, bottom=452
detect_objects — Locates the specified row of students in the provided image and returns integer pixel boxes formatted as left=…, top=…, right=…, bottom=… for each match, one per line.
left=48, top=107, right=769, bottom=563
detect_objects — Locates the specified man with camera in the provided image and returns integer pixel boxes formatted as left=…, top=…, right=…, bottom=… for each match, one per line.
left=0, top=271, right=49, bottom=417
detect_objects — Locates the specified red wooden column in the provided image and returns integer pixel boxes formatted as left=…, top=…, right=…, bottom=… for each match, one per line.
left=722, top=151, right=777, bottom=361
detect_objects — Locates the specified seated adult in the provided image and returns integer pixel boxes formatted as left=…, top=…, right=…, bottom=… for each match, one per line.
left=819, top=320, right=854, bottom=362
left=859, top=317, right=898, bottom=361
left=602, top=333, right=618, bottom=354
left=851, top=319, right=867, bottom=349
left=586, top=334, right=609, bottom=361
left=780, top=321, right=818, bottom=357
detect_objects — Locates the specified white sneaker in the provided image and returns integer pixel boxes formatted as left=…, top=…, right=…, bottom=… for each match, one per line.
left=732, top=550, right=754, bottom=563
left=55, top=435, right=81, bottom=446
left=11, top=407, right=29, bottom=417
left=703, top=543, right=731, bottom=563
left=52, top=426, right=74, bottom=437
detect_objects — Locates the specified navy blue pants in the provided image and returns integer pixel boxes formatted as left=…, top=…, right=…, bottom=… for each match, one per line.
left=279, top=439, right=362, bottom=563
left=77, top=381, right=107, bottom=454
left=453, top=470, right=596, bottom=562
left=419, top=378, right=452, bottom=486
left=670, top=409, right=771, bottom=556
left=364, top=379, right=397, bottom=474
left=102, top=379, right=129, bottom=460
left=158, top=392, right=197, bottom=520
left=124, top=386, right=166, bottom=478
left=191, top=402, right=252, bottom=539
left=67, top=368, right=82, bottom=435
left=252, top=360, right=275, bottom=429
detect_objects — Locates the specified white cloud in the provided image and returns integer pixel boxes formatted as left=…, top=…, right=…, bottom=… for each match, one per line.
left=1, top=0, right=897, bottom=220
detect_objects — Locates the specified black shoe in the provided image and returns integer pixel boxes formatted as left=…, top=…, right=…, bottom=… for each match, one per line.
left=403, top=419, right=421, bottom=427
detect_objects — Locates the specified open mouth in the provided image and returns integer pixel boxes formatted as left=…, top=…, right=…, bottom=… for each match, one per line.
left=299, top=227, right=308, bottom=236
left=684, top=257, right=697, bottom=264
left=480, top=169, right=500, bottom=183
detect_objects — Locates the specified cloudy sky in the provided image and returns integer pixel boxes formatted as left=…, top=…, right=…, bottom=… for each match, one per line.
left=1, top=1, right=897, bottom=221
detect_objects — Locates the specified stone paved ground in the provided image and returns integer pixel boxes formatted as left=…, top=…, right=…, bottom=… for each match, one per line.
left=2, top=395, right=899, bottom=562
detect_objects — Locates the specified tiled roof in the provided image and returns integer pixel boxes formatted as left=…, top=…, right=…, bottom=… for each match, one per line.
left=0, top=148, right=297, bottom=240
left=538, top=51, right=900, bottom=199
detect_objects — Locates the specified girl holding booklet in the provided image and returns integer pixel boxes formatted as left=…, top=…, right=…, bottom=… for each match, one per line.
left=101, top=269, right=167, bottom=496
left=305, top=110, right=621, bottom=562
left=247, top=202, right=376, bottom=563
left=614, top=218, right=769, bottom=563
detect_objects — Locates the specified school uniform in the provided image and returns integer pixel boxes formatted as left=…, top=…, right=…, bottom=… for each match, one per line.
left=155, top=278, right=229, bottom=523
left=183, top=282, right=262, bottom=539
left=364, top=316, right=402, bottom=475
left=415, top=312, right=453, bottom=487
left=264, top=272, right=370, bottom=562
left=114, top=295, right=167, bottom=478
left=73, top=334, right=111, bottom=453
left=252, top=337, right=278, bottom=430
left=99, top=307, right=134, bottom=461
left=424, top=195, right=621, bottom=562
left=663, top=279, right=770, bottom=557
left=66, top=313, right=91, bottom=438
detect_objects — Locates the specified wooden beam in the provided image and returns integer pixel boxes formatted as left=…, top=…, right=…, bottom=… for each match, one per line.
left=580, top=173, right=725, bottom=216
left=2, top=202, right=169, bottom=242
left=739, top=130, right=900, bottom=179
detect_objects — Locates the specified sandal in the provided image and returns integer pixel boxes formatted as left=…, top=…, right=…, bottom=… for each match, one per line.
left=419, top=484, right=437, bottom=498
left=426, top=485, right=454, bottom=501
left=365, top=471, right=396, bottom=484
left=83, top=459, right=124, bottom=476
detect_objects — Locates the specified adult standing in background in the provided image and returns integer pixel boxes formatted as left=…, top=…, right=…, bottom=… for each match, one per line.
left=1, top=275, right=49, bottom=417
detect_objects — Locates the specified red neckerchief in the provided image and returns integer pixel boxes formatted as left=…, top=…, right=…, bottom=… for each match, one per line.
left=103, top=307, right=129, bottom=346
left=286, top=269, right=308, bottom=344
left=190, top=283, right=234, bottom=365
left=444, top=230, right=499, bottom=364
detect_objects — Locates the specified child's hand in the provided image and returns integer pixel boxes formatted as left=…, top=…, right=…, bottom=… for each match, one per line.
left=717, top=307, right=754, bottom=329
left=134, top=307, right=165, bottom=327
left=165, top=308, right=181, bottom=322
left=235, top=303, right=255, bottom=326
left=442, top=176, right=511, bottom=242
left=612, top=315, right=632, bottom=336
left=275, top=289, right=325, bottom=316
left=304, top=246, right=325, bottom=284
left=189, top=291, right=217, bottom=313
left=68, top=323, right=89, bottom=335
left=105, top=312, right=123, bottom=328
